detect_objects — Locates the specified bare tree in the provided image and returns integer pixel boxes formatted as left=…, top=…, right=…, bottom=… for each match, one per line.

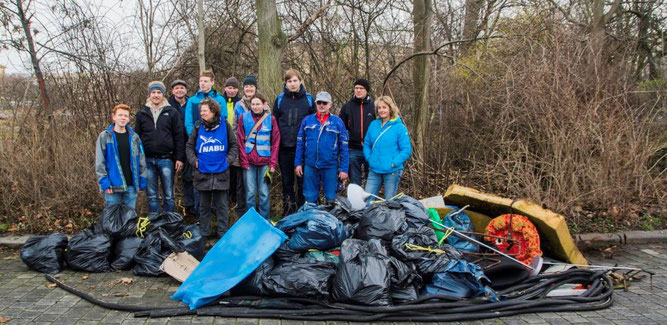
left=412, top=0, right=432, bottom=165
left=0, top=0, right=51, bottom=121
left=137, top=0, right=178, bottom=75
left=256, top=0, right=331, bottom=103
left=197, top=0, right=205, bottom=71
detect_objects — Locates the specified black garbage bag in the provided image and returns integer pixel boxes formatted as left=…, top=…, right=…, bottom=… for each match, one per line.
left=231, top=258, right=275, bottom=296
left=65, top=228, right=113, bottom=272
left=178, top=225, right=205, bottom=261
left=421, top=259, right=499, bottom=301
left=390, top=194, right=431, bottom=230
left=388, top=256, right=422, bottom=303
left=263, top=259, right=337, bottom=298
left=331, top=239, right=392, bottom=306
left=144, top=212, right=184, bottom=236
left=326, top=196, right=363, bottom=237
left=275, top=204, right=347, bottom=252
left=466, top=254, right=531, bottom=290
left=391, top=227, right=462, bottom=280
left=110, top=237, right=143, bottom=270
left=133, top=228, right=185, bottom=276
left=356, top=201, right=407, bottom=242
left=273, top=242, right=302, bottom=263
left=95, top=204, right=138, bottom=238
left=21, top=233, right=68, bottom=274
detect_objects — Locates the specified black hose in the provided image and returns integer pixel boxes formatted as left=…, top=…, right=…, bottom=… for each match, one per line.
left=45, top=269, right=615, bottom=322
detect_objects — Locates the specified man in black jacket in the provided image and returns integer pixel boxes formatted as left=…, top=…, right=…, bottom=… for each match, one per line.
left=168, top=79, right=196, bottom=216
left=273, top=69, right=315, bottom=215
left=339, top=78, right=374, bottom=186
left=134, top=81, right=185, bottom=214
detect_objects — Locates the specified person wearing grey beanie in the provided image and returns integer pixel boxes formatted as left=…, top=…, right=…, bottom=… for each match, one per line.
left=134, top=80, right=185, bottom=214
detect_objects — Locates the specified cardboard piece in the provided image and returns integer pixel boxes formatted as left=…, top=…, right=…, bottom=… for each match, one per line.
left=160, top=252, right=200, bottom=282
left=419, top=195, right=446, bottom=209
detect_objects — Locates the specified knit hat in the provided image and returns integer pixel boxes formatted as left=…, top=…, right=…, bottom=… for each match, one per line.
left=224, top=77, right=240, bottom=88
left=170, top=79, right=187, bottom=89
left=354, top=78, right=371, bottom=92
left=243, top=75, right=257, bottom=88
left=147, top=81, right=166, bottom=95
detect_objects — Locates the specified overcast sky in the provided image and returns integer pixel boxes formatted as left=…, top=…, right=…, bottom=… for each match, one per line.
left=1, top=0, right=138, bottom=75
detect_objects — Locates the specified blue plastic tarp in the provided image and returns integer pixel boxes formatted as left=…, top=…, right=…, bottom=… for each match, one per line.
left=275, top=204, right=347, bottom=252
left=443, top=205, right=479, bottom=253
left=171, top=208, right=287, bottom=309
left=421, top=259, right=499, bottom=302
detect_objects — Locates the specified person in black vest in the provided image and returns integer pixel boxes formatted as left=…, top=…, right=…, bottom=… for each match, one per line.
left=134, top=81, right=185, bottom=214
left=185, top=98, right=239, bottom=238
left=339, top=78, right=374, bottom=186
left=273, top=69, right=315, bottom=215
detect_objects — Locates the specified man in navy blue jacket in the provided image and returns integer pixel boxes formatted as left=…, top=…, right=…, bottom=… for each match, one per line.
left=273, top=69, right=315, bottom=214
left=295, top=91, right=349, bottom=204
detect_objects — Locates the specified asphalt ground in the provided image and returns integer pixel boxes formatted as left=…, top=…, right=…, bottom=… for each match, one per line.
left=0, top=242, right=665, bottom=325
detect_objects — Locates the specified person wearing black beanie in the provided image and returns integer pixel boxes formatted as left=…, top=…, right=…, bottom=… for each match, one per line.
left=339, top=78, right=374, bottom=186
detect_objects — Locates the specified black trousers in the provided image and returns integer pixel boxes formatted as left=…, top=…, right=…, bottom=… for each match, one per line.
left=278, top=147, right=304, bottom=213
left=198, top=190, right=229, bottom=237
left=229, top=165, right=247, bottom=216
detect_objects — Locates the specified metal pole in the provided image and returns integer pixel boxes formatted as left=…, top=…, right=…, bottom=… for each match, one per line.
left=429, top=218, right=535, bottom=270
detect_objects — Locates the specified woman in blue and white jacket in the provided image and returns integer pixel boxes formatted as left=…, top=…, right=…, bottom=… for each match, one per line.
left=363, top=96, right=412, bottom=200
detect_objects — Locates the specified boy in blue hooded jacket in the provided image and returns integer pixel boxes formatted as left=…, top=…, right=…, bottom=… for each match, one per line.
left=95, top=104, right=147, bottom=208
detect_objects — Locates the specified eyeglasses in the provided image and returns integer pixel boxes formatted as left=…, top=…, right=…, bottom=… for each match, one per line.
left=316, top=101, right=329, bottom=105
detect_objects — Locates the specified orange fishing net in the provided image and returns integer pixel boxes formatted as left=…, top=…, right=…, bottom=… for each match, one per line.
left=485, top=214, right=542, bottom=265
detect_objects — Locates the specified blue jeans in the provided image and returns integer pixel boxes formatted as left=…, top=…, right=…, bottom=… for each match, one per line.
left=145, top=157, right=175, bottom=214
left=348, top=149, right=368, bottom=186
left=303, top=165, right=338, bottom=203
left=365, top=169, right=403, bottom=201
left=104, top=186, right=137, bottom=209
left=243, top=165, right=270, bottom=219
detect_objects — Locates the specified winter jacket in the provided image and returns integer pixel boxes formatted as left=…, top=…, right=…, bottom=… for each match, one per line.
left=168, top=94, right=189, bottom=123
left=295, top=114, right=349, bottom=172
left=222, top=92, right=241, bottom=127
left=186, top=119, right=239, bottom=191
left=339, top=95, right=375, bottom=150
left=237, top=111, right=280, bottom=169
left=133, top=100, right=185, bottom=162
left=273, top=84, right=315, bottom=148
left=363, top=117, right=412, bottom=174
left=95, top=124, right=147, bottom=192
left=184, top=88, right=227, bottom=136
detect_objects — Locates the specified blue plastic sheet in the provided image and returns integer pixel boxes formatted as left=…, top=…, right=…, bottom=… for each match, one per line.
left=421, top=259, right=498, bottom=302
left=275, top=204, right=347, bottom=252
left=443, top=205, right=479, bottom=253
left=171, top=208, right=287, bottom=309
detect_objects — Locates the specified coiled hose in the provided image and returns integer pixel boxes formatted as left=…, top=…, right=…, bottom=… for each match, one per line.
left=45, top=268, right=613, bottom=321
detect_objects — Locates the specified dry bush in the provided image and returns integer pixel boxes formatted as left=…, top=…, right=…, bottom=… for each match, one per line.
left=399, top=24, right=666, bottom=232
left=0, top=116, right=101, bottom=234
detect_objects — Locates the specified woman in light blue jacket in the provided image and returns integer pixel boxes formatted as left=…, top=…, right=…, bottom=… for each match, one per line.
left=362, top=96, right=412, bottom=200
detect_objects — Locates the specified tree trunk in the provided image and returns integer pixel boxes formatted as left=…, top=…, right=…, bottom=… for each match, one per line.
left=413, top=0, right=432, bottom=171
left=461, top=0, right=483, bottom=54
left=197, top=0, right=206, bottom=71
left=16, top=0, right=51, bottom=122
left=257, top=0, right=287, bottom=105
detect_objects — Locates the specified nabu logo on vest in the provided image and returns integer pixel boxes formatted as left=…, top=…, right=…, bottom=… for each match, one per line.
left=198, top=135, right=225, bottom=153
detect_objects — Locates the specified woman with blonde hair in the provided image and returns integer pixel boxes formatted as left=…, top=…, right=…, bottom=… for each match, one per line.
left=362, top=96, right=412, bottom=200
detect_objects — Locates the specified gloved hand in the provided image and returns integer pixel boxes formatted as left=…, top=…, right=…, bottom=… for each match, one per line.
left=263, top=167, right=272, bottom=185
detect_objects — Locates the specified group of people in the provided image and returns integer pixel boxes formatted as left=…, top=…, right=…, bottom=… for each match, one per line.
left=95, top=68, right=412, bottom=238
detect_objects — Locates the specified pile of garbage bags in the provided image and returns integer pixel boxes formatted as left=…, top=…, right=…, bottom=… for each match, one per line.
left=21, top=204, right=205, bottom=276
left=231, top=195, right=498, bottom=305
